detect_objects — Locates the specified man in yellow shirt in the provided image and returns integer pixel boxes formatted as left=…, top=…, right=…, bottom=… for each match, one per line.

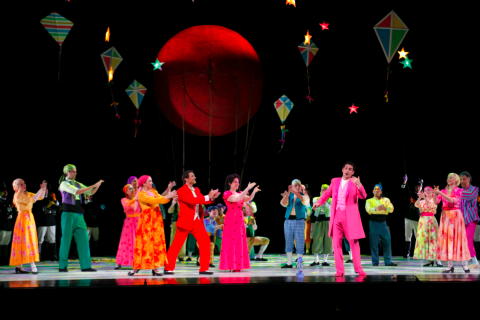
left=365, top=184, right=397, bottom=266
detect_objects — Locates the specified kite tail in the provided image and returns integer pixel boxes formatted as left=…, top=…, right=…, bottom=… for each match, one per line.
left=279, top=124, right=288, bottom=151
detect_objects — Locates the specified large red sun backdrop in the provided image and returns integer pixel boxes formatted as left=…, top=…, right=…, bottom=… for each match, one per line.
left=154, top=25, right=263, bottom=136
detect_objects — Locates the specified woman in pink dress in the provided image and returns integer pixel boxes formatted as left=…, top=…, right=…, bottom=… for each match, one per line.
left=115, top=184, right=140, bottom=269
left=219, top=174, right=260, bottom=271
left=435, top=173, right=471, bottom=273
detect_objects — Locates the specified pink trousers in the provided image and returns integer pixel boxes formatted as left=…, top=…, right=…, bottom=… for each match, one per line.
left=466, top=222, right=477, bottom=258
left=332, top=209, right=364, bottom=275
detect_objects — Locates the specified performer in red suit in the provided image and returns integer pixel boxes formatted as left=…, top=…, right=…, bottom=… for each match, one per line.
left=165, top=170, right=220, bottom=275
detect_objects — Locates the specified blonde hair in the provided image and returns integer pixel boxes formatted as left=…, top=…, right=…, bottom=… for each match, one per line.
left=447, top=173, right=460, bottom=186
left=12, top=178, right=24, bottom=192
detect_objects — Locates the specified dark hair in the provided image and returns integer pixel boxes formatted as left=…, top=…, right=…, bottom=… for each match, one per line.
left=460, top=171, right=472, bottom=180
left=225, top=173, right=240, bottom=190
left=182, top=170, right=194, bottom=183
left=343, top=161, right=356, bottom=171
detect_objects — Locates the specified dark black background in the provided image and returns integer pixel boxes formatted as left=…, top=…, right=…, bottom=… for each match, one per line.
left=2, top=0, right=478, bottom=256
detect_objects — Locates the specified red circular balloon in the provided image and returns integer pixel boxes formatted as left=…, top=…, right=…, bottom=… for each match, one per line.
left=154, top=25, right=263, bottom=136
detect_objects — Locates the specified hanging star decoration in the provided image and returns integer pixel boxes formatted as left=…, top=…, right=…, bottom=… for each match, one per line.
left=152, top=59, right=165, bottom=70
left=319, top=22, right=330, bottom=30
left=398, top=48, right=409, bottom=59
left=304, top=30, right=312, bottom=45
left=348, top=104, right=359, bottom=114
left=286, top=0, right=296, bottom=7
left=105, top=27, right=110, bottom=42
left=400, top=56, right=413, bottom=69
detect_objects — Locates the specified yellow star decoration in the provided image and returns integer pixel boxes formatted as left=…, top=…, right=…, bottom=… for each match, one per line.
left=286, top=0, right=296, bottom=7
left=398, top=48, right=409, bottom=59
left=304, top=30, right=312, bottom=45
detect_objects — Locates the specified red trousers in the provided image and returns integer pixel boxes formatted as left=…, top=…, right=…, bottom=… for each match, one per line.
left=166, top=219, right=211, bottom=272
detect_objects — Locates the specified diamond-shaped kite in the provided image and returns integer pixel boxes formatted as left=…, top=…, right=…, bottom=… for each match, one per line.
left=274, top=95, right=294, bottom=150
left=373, top=10, right=409, bottom=63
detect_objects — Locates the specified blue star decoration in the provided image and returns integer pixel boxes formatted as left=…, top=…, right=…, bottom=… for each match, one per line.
left=400, top=57, right=413, bottom=69
left=152, top=59, right=165, bottom=71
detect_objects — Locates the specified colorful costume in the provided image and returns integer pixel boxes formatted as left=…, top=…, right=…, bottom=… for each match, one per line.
left=133, top=188, right=170, bottom=270
left=315, top=178, right=367, bottom=276
left=437, top=187, right=471, bottom=265
left=167, top=202, right=186, bottom=260
left=281, top=191, right=309, bottom=268
left=115, top=197, right=140, bottom=267
left=365, top=193, right=395, bottom=266
left=219, top=190, right=250, bottom=271
left=311, top=195, right=332, bottom=265
left=165, top=184, right=212, bottom=273
left=10, top=192, right=40, bottom=266
left=58, top=178, right=93, bottom=270
left=0, top=194, right=16, bottom=265
left=460, top=185, right=479, bottom=265
left=413, top=198, right=439, bottom=262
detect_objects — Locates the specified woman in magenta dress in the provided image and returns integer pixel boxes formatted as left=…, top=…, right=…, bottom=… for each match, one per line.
left=219, top=174, right=260, bottom=271
left=115, top=184, right=140, bottom=269
left=435, top=173, right=471, bottom=273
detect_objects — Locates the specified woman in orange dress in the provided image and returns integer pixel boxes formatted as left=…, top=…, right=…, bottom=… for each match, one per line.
left=129, top=175, right=176, bottom=276
left=10, top=179, right=47, bottom=274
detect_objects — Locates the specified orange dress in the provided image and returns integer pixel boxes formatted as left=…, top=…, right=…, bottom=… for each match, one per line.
left=133, top=189, right=170, bottom=270
left=10, top=192, right=40, bottom=265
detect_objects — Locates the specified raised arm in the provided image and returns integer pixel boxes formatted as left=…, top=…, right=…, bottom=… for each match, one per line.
left=138, top=190, right=171, bottom=206
left=178, top=187, right=212, bottom=206
left=313, top=183, right=333, bottom=209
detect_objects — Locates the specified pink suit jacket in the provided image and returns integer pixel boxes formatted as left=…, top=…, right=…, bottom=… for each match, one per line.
left=315, top=177, right=367, bottom=240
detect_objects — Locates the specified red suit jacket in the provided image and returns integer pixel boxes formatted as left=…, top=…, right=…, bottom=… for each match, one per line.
left=176, top=184, right=212, bottom=231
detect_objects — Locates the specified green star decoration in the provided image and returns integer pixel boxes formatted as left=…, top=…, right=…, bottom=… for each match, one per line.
left=400, top=57, right=412, bottom=69
left=152, top=59, right=165, bottom=70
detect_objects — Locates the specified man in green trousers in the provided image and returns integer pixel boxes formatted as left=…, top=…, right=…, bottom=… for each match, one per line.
left=58, top=164, right=103, bottom=272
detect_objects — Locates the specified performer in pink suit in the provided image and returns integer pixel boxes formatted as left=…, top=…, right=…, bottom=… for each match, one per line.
left=313, top=162, right=367, bottom=277
left=115, top=184, right=140, bottom=269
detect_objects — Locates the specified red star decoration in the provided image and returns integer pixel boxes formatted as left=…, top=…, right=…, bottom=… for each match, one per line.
left=306, top=95, right=314, bottom=103
left=348, top=104, right=359, bottom=114
left=319, top=22, right=330, bottom=30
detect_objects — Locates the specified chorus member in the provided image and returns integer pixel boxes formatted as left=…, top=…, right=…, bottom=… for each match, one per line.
left=58, top=164, right=103, bottom=272
left=365, top=184, right=396, bottom=266
left=281, top=179, right=309, bottom=269
left=435, top=173, right=471, bottom=273
left=129, top=176, right=176, bottom=276
left=115, top=184, right=140, bottom=269
left=10, top=179, right=47, bottom=274
left=459, top=171, right=479, bottom=268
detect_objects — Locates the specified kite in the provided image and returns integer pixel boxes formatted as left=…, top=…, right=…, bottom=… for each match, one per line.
left=101, top=47, right=123, bottom=118
left=126, top=80, right=147, bottom=137
left=40, top=12, right=74, bottom=80
left=274, top=95, right=294, bottom=151
left=101, top=46, right=123, bottom=82
left=373, top=10, right=409, bottom=102
left=298, top=41, right=319, bottom=102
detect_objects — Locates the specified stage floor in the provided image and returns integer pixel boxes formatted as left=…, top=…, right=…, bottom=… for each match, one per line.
left=1, top=254, right=479, bottom=288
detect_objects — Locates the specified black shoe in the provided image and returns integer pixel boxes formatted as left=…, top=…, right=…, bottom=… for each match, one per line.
left=81, top=268, right=97, bottom=272
left=128, top=270, right=139, bottom=276
left=164, top=270, right=175, bottom=275
left=186, top=257, right=192, bottom=261
left=281, top=264, right=293, bottom=268
left=59, top=268, right=68, bottom=272
left=435, top=263, right=444, bottom=267
left=209, top=264, right=215, bottom=267
left=15, top=267, right=29, bottom=274
left=463, top=267, right=471, bottom=273
left=152, top=270, right=163, bottom=276
left=385, top=263, right=397, bottom=266
left=114, top=265, right=122, bottom=270
left=423, top=261, right=434, bottom=267
left=372, top=263, right=379, bottom=266
left=255, top=257, right=268, bottom=261
left=345, top=259, right=353, bottom=263
left=31, top=271, right=38, bottom=275
left=321, top=262, right=330, bottom=266
left=310, top=262, right=320, bottom=266
left=442, top=267, right=454, bottom=273
left=199, top=271, right=213, bottom=275
left=178, top=258, right=185, bottom=262
left=196, top=261, right=200, bottom=266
